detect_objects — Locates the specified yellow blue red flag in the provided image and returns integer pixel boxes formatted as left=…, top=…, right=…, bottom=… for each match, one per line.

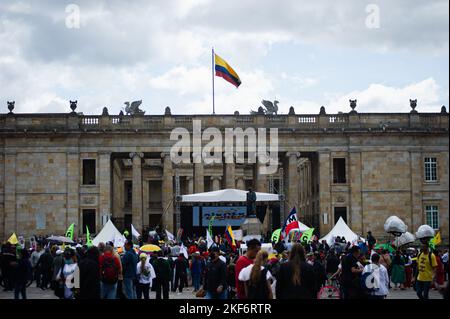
left=214, top=53, right=241, bottom=88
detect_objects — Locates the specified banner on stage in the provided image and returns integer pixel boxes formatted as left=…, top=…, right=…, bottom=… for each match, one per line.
left=193, top=206, right=247, bottom=227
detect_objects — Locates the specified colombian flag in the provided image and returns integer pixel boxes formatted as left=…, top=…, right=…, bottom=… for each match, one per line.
left=215, top=53, right=241, bottom=88
left=224, top=225, right=236, bottom=251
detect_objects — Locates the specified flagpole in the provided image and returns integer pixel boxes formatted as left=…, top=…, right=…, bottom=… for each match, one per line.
left=212, top=47, right=215, bottom=115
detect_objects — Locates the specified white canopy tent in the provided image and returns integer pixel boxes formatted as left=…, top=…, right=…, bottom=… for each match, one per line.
left=181, top=189, right=280, bottom=203
left=319, top=217, right=364, bottom=245
left=92, top=219, right=126, bottom=247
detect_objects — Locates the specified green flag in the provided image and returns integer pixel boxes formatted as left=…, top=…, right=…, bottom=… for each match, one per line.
left=271, top=229, right=281, bottom=243
left=65, top=223, right=74, bottom=240
left=208, top=216, right=215, bottom=237
left=86, top=226, right=92, bottom=247
left=300, top=228, right=314, bottom=244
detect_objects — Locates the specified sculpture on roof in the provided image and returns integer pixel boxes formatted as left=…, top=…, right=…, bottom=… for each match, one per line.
left=124, top=100, right=145, bottom=116
left=250, top=100, right=279, bottom=115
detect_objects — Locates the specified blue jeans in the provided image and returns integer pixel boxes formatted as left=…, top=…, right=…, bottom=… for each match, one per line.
left=192, top=273, right=201, bottom=291
left=416, top=281, right=431, bottom=299
left=206, top=290, right=227, bottom=300
left=100, top=282, right=117, bottom=299
left=122, top=278, right=137, bottom=299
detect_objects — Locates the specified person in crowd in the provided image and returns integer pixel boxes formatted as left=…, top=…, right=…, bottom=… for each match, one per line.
left=235, top=239, right=261, bottom=299
left=318, top=240, right=330, bottom=252
left=51, top=249, right=64, bottom=292
left=173, top=253, right=188, bottom=294
left=154, top=250, right=171, bottom=299
left=190, top=253, right=204, bottom=292
left=414, top=243, right=437, bottom=299
left=433, top=250, right=445, bottom=289
left=1, top=243, right=17, bottom=291
left=136, top=253, right=156, bottom=299
left=37, top=247, right=53, bottom=290
left=366, top=231, right=377, bottom=251
left=404, top=251, right=413, bottom=288
left=311, top=251, right=327, bottom=296
left=442, top=249, right=448, bottom=281
left=379, top=249, right=392, bottom=287
left=325, top=249, right=340, bottom=278
left=56, top=247, right=79, bottom=299
left=121, top=240, right=138, bottom=299
left=340, top=245, right=364, bottom=299
left=203, top=246, right=227, bottom=299
left=30, top=243, right=44, bottom=288
left=78, top=246, right=100, bottom=299
left=362, top=253, right=389, bottom=299
left=12, top=248, right=32, bottom=299
left=99, top=245, right=121, bottom=299
left=226, top=259, right=237, bottom=299
left=391, top=250, right=406, bottom=290
left=238, top=250, right=273, bottom=299
left=276, top=244, right=315, bottom=299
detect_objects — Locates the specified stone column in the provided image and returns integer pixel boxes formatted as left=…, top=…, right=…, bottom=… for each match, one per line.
left=224, top=154, right=235, bottom=189
left=286, top=152, right=300, bottom=216
left=4, top=151, right=16, bottom=238
left=186, top=176, right=194, bottom=194
left=256, top=155, right=268, bottom=193
left=161, top=153, right=174, bottom=233
left=236, top=177, right=245, bottom=190
left=211, top=176, right=222, bottom=191
left=67, top=152, right=80, bottom=235
left=348, top=151, right=363, bottom=234
left=130, top=152, right=144, bottom=232
left=318, top=152, right=332, bottom=235
left=194, top=155, right=204, bottom=193
left=99, top=152, right=112, bottom=232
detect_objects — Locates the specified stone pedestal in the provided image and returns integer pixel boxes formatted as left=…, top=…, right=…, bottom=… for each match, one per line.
left=240, top=217, right=263, bottom=236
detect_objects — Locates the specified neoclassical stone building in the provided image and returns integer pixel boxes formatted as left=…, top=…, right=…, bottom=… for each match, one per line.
left=0, top=101, right=448, bottom=243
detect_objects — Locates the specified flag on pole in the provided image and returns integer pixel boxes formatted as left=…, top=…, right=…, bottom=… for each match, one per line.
left=180, top=243, right=188, bottom=259
left=429, top=231, right=441, bottom=249
left=131, top=224, right=140, bottom=240
left=65, top=223, right=74, bottom=240
left=281, top=207, right=300, bottom=240
left=206, top=229, right=214, bottom=249
left=271, top=229, right=281, bottom=243
left=86, top=226, right=93, bottom=247
left=7, top=233, right=19, bottom=245
left=214, top=53, right=241, bottom=88
left=165, top=229, right=175, bottom=242
left=208, top=215, right=215, bottom=237
left=224, top=225, right=236, bottom=251
left=300, top=228, right=315, bottom=244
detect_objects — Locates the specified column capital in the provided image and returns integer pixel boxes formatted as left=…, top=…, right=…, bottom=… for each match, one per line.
left=210, top=176, right=222, bottom=181
left=286, top=151, right=301, bottom=158
left=129, top=152, right=144, bottom=159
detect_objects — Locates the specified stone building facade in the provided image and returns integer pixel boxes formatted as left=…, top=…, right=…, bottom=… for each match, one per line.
left=0, top=102, right=448, bottom=243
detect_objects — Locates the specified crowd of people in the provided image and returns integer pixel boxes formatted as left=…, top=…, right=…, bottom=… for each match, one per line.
left=0, top=230, right=448, bottom=300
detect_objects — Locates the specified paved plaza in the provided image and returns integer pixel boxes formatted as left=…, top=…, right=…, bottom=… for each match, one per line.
left=0, top=284, right=444, bottom=300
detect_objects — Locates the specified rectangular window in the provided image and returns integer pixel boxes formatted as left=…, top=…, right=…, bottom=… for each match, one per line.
left=82, top=159, right=96, bottom=185
left=425, top=205, right=439, bottom=229
left=124, top=181, right=132, bottom=208
left=82, top=209, right=96, bottom=234
left=424, top=157, right=437, bottom=182
left=333, top=158, right=346, bottom=184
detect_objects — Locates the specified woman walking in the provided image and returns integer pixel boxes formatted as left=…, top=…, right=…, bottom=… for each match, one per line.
left=238, top=250, right=273, bottom=299
left=275, top=244, right=315, bottom=299
left=136, top=253, right=156, bottom=299
left=391, top=250, right=406, bottom=290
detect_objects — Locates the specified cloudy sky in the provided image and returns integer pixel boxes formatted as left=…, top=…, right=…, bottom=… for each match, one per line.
left=0, top=0, right=448, bottom=115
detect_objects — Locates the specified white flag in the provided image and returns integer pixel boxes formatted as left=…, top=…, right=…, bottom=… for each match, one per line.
left=131, top=224, right=140, bottom=239
left=180, top=243, right=188, bottom=259
left=165, top=229, right=175, bottom=241
left=114, top=233, right=125, bottom=248
left=206, top=230, right=214, bottom=249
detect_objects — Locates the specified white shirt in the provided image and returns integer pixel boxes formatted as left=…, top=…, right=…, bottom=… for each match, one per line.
left=238, top=264, right=273, bottom=282
left=363, top=263, right=389, bottom=296
left=136, top=260, right=156, bottom=285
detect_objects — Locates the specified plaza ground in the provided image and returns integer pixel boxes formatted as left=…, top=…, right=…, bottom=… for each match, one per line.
left=0, top=285, right=444, bottom=300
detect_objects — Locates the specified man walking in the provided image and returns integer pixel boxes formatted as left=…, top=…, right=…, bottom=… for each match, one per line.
left=415, top=243, right=437, bottom=299
left=203, top=246, right=227, bottom=299
left=99, top=245, right=121, bottom=299
left=154, top=250, right=171, bottom=299
left=121, top=240, right=138, bottom=299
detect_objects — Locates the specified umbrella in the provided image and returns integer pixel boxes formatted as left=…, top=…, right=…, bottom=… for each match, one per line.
left=46, top=235, right=75, bottom=244
left=140, top=244, right=161, bottom=252
left=374, top=243, right=395, bottom=253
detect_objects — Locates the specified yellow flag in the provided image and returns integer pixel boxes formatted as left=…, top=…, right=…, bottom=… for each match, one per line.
left=431, top=232, right=441, bottom=246
left=7, top=233, right=19, bottom=245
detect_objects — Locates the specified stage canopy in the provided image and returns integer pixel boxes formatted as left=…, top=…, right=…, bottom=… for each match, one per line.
left=319, top=217, right=364, bottom=245
left=92, top=219, right=126, bottom=247
left=181, top=188, right=280, bottom=203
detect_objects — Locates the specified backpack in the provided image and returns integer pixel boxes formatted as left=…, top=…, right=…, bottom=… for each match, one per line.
left=101, top=256, right=119, bottom=284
